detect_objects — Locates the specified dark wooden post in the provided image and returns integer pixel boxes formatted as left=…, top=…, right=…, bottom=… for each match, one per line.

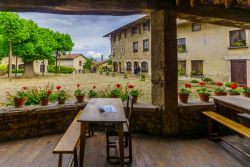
left=151, top=10, right=179, bottom=135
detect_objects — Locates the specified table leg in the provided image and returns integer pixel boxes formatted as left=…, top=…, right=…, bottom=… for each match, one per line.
left=80, top=122, right=86, bottom=167
left=118, top=123, right=124, bottom=167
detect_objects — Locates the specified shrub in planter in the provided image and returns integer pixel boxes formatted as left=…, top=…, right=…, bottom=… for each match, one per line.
left=47, top=65, right=75, bottom=74
left=25, top=87, right=40, bottom=105
left=88, top=85, right=98, bottom=98
left=38, top=89, right=53, bottom=106
left=128, top=84, right=142, bottom=104
left=196, top=82, right=212, bottom=102
left=227, top=83, right=241, bottom=95
left=74, top=84, right=85, bottom=103
left=53, top=86, right=69, bottom=104
left=124, top=73, right=128, bottom=79
left=109, top=83, right=122, bottom=98
left=241, top=85, right=250, bottom=98
left=202, top=77, right=213, bottom=82
left=214, top=82, right=227, bottom=96
left=6, top=87, right=28, bottom=108
left=178, top=83, right=192, bottom=103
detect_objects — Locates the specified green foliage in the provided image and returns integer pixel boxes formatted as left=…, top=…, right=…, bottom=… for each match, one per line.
left=141, top=74, right=146, bottom=81
left=47, top=65, right=75, bottom=74
left=83, top=58, right=93, bottom=70
left=178, top=88, right=191, bottom=95
left=25, top=88, right=40, bottom=105
left=130, top=89, right=141, bottom=97
left=0, top=64, right=7, bottom=73
left=107, top=59, right=112, bottom=65
left=74, top=89, right=85, bottom=96
left=12, top=69, right=24, bottom=73
left=88, top=90, right=98, bottom=98
left=202, top=77, right=213, bottom=82
left=190, top=79, right=199, bottom=83
left=224, top=82, right=232, bottom=87
left=196, top=87, right=212, bottom=96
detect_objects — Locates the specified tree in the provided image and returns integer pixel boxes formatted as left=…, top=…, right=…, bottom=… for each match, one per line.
left=54, top=32, right=74, bottom=74
left=0, top=12, right=29, bottom=79
left=15, top=21, right=57, bottom=77
left=83, top=58, right=94, bottom=71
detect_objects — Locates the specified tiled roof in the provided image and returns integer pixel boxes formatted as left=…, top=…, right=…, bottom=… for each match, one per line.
left=60, top=54, right=87, bottom=60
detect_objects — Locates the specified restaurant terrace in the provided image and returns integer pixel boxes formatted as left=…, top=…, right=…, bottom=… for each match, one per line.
left=0, top=0, right=250, bottom=167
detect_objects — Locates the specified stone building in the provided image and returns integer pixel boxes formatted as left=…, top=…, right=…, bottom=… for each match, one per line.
left=0, top=57, right=48, bottom=74
left=105, top=16, right=250, bottom=85
left=59, top=54, right=87, bottom=74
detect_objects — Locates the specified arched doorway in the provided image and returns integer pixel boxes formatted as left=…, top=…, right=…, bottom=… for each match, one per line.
left=113, top=62, right=118, bottom=72
left=134, top=61, right=139, bottom=74
left=126, top=61, right=132, bottom=71
left=119, top=61, right=121, bottom=73
left=141, top=61, right=149, bottom=72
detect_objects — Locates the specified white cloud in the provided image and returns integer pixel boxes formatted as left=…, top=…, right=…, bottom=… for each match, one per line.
left=85, top=50, right=103, bottom=58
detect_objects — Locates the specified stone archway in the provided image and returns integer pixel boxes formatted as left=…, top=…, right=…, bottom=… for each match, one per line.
left=113, top=62, right=118, bottom=72
left=133, top=61, right=139, bottom=74
left=141, top=61, right=148, bottom=72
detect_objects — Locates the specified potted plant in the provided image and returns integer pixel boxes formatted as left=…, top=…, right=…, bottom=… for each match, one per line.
left=197, top=82, right=212, bottom=102
left=38, top=89, right=52, bottom=106
left=54, top=86, right=69, bottom=104
left=141, top=74, right=146, bottom=81
left=241, top=85, right=250, bottom=98
left=110, top=84, right=122, bottom=98
left=8, top=87, right=28, bottom=108
left=178, top=83, right=192, bottom=103
left=214, top=82, right=227, bottom=96
left=227, top=82, right=240, bottom=95
left=124, top=73, right=128, bottom=79
left=128, top=84, right=141, bottom=104
left=74, top=84, right=85, bottom=103
left=88, top=85, right=98, bottom=98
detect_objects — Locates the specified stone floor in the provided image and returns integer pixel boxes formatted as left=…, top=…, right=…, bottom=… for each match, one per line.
left=0, top=132, right=249, bottom=167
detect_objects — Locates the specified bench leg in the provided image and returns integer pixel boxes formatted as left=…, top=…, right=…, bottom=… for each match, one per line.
left=74, top=148, right=78, bottom=167
left=58, top=154, right=63, bottom=167
left=208, top=118, right=213, bottom=137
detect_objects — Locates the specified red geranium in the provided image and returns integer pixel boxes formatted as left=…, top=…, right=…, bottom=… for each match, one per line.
left=230, top=83, right=238, bottom=89
left=56, top=85, right=62, bottom=90
left=77, top=84, right=80, bottom=88
left=47, top=90, right=52, bottom=94
left=198, top=82, right=205, bottom=86
left=22, top=86, right=28, bottom=90
left=116, top=83, right=121, bottom=88
left=185, top=83, right=192, bottom=88
left=128, top=84, right=134, bottom=89
left=92, top=85, right=96, bottom=89
left=215, top=82, right=223, bottom=87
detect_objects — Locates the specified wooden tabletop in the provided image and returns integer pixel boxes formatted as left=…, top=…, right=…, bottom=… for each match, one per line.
left=211, top=96, right=250, bottom=114
left=77, top=98, right=126, bottom=123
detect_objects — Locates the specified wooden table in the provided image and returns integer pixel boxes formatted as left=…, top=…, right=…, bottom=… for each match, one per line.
left=77, top=98, right=127, bottom=167
left=211, top=96, right=250, bottom=114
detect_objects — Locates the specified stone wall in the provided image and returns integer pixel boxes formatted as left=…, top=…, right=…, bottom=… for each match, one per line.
left=0, top=102, right=85, bottom=141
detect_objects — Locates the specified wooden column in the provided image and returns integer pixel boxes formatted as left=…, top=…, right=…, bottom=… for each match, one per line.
left=151, top=10, right=179, bottom=135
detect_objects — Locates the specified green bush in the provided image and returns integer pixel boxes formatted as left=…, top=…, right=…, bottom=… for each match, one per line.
left=0, top=64, right=7, bottom=75
left=47, top=65, right=75, bottom=74
left=202, top=77, right=213, bottom=82
left=190, top=79, right=199, bottom=83
left=12, top=69, right=24, bottom=73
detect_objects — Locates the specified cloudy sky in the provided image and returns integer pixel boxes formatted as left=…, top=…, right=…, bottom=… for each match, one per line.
left=19, top=13, right=144, bottom=60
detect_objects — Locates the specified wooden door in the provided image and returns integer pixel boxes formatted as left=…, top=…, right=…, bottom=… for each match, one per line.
left=231, top=60, right=247, bottom=85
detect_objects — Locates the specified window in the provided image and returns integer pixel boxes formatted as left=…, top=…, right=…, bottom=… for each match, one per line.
left=141, top=61, right=149, bottom=72
left=126, top=61, right=132, bottom=71
left=133, top=41, right=138, bottom=52
left=143, top=21, right=150, bottom=31
left=79, top=61, right=82, bottom=66
left=178, top=61, right=186, bottom=75
left=177, top=38, right=187, bottom=53
left=143, top=39, right=149, bottom=51
left=192, top=23, right=201, bottom=32
left=118, top=33, right=121, bottom=41
left=229, top=30, right=246, bottom=47
left=132, top=27, right=138, bottom=34
left=191, top=60, right=203, bottom=76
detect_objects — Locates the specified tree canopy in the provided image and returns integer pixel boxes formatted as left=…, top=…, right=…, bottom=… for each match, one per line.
left=0, top=12, right=74, bottom=77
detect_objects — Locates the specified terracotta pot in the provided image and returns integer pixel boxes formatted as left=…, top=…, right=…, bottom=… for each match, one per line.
left=228, top=92, right=240, bottom=96
left=242, top=92, right=250, bottom=98
left=40, top=98, right=49, bottom=106
left=214, top=92, right=227, bottom=96
left=178, top=94, right=189, bottom=103
left=14, top=97, right=26, bottom=108
left=198, top=94, right=210, bottom=102
left=58, top=98, right=66, bottom=105
left=111, top=95, right=119, bottom=98
left=132, top=96, right=138, bottom=104
left=76, top=95, right=84, bottom=103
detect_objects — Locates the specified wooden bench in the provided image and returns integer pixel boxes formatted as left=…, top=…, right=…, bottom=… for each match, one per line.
left=53, top=110, right=83, bottom=167
left=202, top=111, right=250, bottom=158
